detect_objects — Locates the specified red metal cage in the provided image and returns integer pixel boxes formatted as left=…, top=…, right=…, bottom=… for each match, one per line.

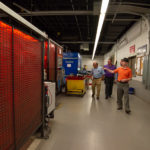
left=0, top=21, right=15, bottom=150
left=49, top=41, right=56, bottom=81
left=0, top=21, right=43, bottom=150
left=13, top=29, right=42, bottom=148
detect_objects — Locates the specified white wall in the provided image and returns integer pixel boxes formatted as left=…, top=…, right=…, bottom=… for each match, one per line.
left=104, top=18, right=149, bottom=67
left=81, top=55, right=104, bottom=70
left=103, top=18, right=150, bottom=103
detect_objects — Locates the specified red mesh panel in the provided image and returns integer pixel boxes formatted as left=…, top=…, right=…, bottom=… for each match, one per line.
left=0, top=22, right=15, bottom=149
left=49, top=42, right=56, bottom=81
left=44, top=41, right=48, bottom=70
left=13, top=29, right=42, bottom=147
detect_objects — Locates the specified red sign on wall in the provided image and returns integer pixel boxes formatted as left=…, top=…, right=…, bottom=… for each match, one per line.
left=130, top=45, right=135, bottom=53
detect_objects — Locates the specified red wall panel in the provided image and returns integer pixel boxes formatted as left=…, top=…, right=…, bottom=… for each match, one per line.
left=0, top=22, right=15, bottom=150
left=13, top=29, right=42, bottom=147
left=44, top=41, right=48, bottom=70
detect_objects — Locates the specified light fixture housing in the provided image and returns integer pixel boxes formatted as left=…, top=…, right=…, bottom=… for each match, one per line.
left=92, top=0, right=110, bottom=60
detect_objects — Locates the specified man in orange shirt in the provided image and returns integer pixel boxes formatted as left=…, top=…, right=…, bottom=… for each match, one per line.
left=104, top=58, right=132, bottom=114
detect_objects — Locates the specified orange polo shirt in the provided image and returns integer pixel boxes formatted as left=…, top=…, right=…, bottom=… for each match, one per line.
left=114, top=67, right=132, bottom=81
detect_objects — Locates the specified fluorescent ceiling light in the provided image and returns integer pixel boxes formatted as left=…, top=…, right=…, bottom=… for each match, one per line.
left=92, top=0, right=110, bottom=60
left=101, top=0, right=110, bottom=14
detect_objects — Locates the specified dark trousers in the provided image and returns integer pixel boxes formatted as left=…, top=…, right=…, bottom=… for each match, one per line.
left=117, top=82, right=130, bottom=111
left=105, top=77, right=114, bottom=97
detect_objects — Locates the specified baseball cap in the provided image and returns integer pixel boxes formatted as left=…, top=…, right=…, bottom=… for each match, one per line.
left=122, top=58, right=129, bottom=63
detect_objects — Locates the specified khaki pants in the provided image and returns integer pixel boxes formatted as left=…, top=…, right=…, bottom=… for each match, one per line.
left=92, top=78, right=102, bottom=97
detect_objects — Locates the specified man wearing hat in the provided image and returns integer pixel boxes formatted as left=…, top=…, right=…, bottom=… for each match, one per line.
left=104, top=58, right=132, bottom=114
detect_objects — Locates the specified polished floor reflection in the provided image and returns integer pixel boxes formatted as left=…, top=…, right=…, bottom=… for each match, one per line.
left=38, top=84, right=150, bottom=150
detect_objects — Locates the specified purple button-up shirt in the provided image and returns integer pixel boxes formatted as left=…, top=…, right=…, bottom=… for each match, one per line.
left=104, top=64, right=116, bottom=78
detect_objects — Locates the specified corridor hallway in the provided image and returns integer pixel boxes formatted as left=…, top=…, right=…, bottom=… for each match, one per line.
left=38, top=84, right=150, bottom=150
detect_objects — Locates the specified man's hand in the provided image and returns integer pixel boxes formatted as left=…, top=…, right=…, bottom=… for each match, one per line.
left=120, top=79, right=128, bottom=82
left=120, top=78, right=131, bottom=82
left=102, top=75, right=105, bottom=80
left=104, top=68, right=114, bottom=74
left=114, top=80, right=117, bottom=83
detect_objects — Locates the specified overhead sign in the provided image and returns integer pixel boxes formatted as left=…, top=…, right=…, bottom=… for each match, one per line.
left=137, top=45, right=147, bottom=56
left=129, top=45, right=135, bottom=53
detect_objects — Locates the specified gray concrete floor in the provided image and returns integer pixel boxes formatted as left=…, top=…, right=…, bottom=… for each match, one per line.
left=39, top=83, right=150, bottom=150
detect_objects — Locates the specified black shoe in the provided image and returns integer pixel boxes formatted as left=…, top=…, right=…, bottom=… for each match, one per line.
left=105, top=96, right=108, bottom=99
left=109, top=95, right=111, bottom=98
left=125, top=110, right=131, bottom=114
left=97, top=97, right=99, bottom=100
left=92, top=94, right=95, bottom=97
left=117, top=107, right=122, bottom=110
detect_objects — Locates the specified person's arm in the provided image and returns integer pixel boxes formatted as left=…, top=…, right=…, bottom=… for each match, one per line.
left=91, top=69, right=94, bottom=80
left=104, top=67, right=115, bottom=74
left=102, top=75, right=105, bottom=80
left=120, top=78, right=132, bottom=82
left=114, top=73, right=118, bottom=83
left=101, top=68, right=105, bottom=80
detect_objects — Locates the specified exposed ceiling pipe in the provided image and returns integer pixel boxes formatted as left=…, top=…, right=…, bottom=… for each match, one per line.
left=86, top=0, right=90, bottom=39
left=53, top=3, right=66, bottom=32
left=13, top=2, right=57, bottom=37
left=70, top=0, right=82, bottom=40
left=13, top=2, right=31, bottom=13
left=1, top=5, right=150, bottom=17
left=0, top=2, right=48, bottom=39
left=112, top=0, right=122, bottom=23
left=60, top=41, right=115, bottom=44
left=106, top=18, right=139, bottom=21
left=19, top=11, right=93, bottom=16
left=111, top=2, right=150, bottom=7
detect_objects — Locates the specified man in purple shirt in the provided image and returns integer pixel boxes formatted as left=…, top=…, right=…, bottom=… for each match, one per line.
left=104, top=58, right=116, bottom=99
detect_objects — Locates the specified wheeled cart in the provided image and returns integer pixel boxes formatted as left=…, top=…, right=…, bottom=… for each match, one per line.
left=66, top=76, right=88, bottom=96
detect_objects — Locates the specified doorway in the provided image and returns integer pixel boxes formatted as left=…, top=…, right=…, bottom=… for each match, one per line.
left=128, top=56, right=136, bottom=77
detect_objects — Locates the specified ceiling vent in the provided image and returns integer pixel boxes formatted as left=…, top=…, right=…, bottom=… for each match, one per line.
left=80, top=43, right=89, bottom=51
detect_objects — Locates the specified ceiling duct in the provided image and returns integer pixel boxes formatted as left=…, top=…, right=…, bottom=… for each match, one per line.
left=80, top=43, right=89, bottom=51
